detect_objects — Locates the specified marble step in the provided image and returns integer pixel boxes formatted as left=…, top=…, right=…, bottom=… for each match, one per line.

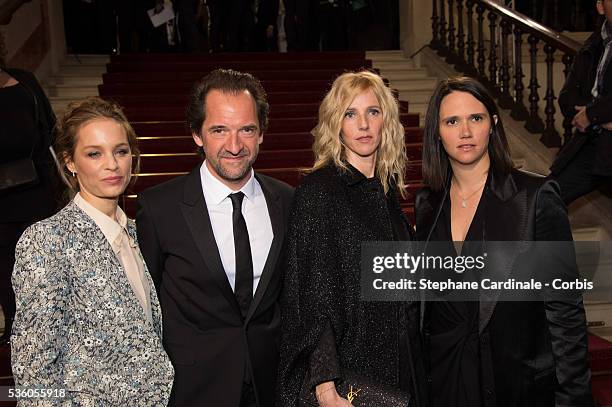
left=366, top=50, right=407, bottom=61
left=374, top=68, right=431, bottom=81
left=56, top=65, right=107, bottom=76
left=372, top=60, right=419, bottom=71
left=388, top=78, right=440, bottom=91
left=586, top=303, right=612, bottom=340
left=45, top=84, right=99, bottom=98
left=398, top=89, right=436, bottom=104
left=46, top=75, right=103, bottom=87
left=62, top=54, right=111, bottom=66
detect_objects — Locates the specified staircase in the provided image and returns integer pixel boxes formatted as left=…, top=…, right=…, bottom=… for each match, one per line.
left=367, top=50, right=438, bottom=126
left=2, top=49, right=607, bottom=406
left=44, top=55, right=108, bottom=116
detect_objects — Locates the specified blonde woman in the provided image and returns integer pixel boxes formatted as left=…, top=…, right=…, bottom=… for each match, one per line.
left=11, top=98, right=174, bottom=406
left=277, top=71, right=425, bottom=407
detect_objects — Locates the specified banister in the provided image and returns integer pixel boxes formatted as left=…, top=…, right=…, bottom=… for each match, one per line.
left=0, top=0, right=33, bottom=25
left=430, top=0, right=586, bottom=147
left=477, top=0, right=581, bottom=54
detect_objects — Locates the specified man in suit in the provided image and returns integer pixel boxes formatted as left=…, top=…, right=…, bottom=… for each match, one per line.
left=136, top=68, right=294, bottom=407
left=550, top=0, right=612, bottom=204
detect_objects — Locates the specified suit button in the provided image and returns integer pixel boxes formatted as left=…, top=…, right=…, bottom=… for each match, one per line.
left=485, top=389, right=493, bottom=399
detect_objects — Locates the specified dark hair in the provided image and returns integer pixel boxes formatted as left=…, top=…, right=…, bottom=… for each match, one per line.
left=54, top=97, right=140, bottom=200
left=422, top=76, right=513, bottom=191
left=186, top=69, right=269, bottom=154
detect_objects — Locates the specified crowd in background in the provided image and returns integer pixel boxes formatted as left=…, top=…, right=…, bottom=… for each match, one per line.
left=62, top=0, right=400, bottom=54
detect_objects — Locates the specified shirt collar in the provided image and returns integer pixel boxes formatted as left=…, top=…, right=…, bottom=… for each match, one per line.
left=200, top=160, right=256, bottom=205
left=73, top=192, right=129, bottom=251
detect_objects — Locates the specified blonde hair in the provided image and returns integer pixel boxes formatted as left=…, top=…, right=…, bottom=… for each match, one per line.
left=54, top=97, right=140, bottom=199
left=311, top=70, right=407, bottom=197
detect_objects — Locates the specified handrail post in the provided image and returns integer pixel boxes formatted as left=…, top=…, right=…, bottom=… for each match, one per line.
left=487, top=11, right=499, bottom=93
left=439, top=0, right=448, bottom=55
left=432, top=0, right=440, bottom=49
left=561, top=53, right=574, bottom=145
left=510, top=26, right=529, bottom=121
left=525, top=34, right=545, bottom=133
left=465, top=0, right=477, bottom=76
left=476, top=4, right=487, bottom=80
left=498, top=18, right=513, bottom=108
left=446, top=0, right=457, bottom=64
left=456, top=0, right=466, bottom=69
left=540, top=43, right=561, bottom=147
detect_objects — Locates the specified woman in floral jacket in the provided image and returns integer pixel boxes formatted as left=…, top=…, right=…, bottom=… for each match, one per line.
left=11, top=97, right=174, bottom=406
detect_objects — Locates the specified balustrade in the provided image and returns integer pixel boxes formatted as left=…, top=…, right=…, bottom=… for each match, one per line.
left=430, top=0, right=582, bottom=147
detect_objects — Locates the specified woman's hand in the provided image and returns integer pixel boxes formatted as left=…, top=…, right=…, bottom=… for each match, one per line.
left=316, top=381, right=353, bottom=407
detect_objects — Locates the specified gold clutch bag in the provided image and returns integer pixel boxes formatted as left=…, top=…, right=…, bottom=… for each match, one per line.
left=298, top=370, right=411, bottom=406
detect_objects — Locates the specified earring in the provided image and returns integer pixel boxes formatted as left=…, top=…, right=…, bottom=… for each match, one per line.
left=71, top=170, right=76, bottom=177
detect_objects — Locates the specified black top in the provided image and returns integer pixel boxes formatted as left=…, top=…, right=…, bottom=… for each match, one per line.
left=0, top=68, right=58, bottom=223
left=276, top=163, right=426, bottom=407
left=0, top=84, right=37, bottom=160
left=415, top=169, right=593, bottom=407
left=426, top=191, right=485, bottom=407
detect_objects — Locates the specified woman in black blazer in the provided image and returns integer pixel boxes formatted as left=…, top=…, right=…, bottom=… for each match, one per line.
left=415, top=77, right=593, bottom=407
left=0, top=65, right=57, bottom=343
left=277, top=71, right=425, bottom=407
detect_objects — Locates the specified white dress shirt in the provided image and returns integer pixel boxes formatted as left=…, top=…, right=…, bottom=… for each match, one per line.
left=74, top=193, right=152, bottom=323
left=200, top=161, right=274, bottom=294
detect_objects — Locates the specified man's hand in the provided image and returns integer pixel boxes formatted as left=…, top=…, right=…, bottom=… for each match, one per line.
left=602, top=122, right=612, bottom=131
left=572, top=106, right=591, bottom=133
left=266, top=25, right=274, bottom=38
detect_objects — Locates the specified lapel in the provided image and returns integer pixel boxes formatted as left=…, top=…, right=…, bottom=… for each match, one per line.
left=68, top=203, right=150, bottom=326
left=478, top=170, right=529, bottom=333
left=127, top=221, right=163, bottom=337
left=246, top=173, right=284, bottom=322
left=417, top=180, right=449, bottom=330
left=179, top=167, right=243, bottom=318
left=418, top=170, right=530, bottom=333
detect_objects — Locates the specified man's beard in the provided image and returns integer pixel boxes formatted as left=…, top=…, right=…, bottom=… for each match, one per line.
left=209, top=149, right=257, bottom=182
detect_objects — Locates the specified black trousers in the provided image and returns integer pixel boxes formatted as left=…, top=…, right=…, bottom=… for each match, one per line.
left=175, top=0, right=200, bottom=52
left=551, top=138, right=612, bottom=205
left=0, top=222, right=28, bottom=339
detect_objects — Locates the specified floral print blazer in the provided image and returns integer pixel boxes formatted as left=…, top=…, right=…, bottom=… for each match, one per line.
left=11, top=201, right=174, bottom=406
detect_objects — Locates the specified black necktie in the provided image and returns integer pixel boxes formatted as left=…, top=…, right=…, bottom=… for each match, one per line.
left=229, top=192, right=253, bottom=319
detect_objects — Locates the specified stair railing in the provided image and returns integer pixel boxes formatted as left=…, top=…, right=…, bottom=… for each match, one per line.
left=430, top=0, right=582, bottom=147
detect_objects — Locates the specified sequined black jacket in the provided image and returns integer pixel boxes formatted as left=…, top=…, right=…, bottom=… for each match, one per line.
left=276, top=164, right=426, bottom=406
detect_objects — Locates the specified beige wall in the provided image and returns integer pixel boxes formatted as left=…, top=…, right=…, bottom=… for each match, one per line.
left=0, top=0, right=65, bottom=78
left=400, top=0, right=433, bottom=56
left=3, top=0, right=41, bottom=60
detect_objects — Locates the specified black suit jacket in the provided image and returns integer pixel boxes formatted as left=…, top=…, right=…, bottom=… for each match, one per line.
left=415, top=169, right=593, bottom=407
left=551, top=28, right=612, bottom=176
left=136, top=166, right=294, bottom=407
